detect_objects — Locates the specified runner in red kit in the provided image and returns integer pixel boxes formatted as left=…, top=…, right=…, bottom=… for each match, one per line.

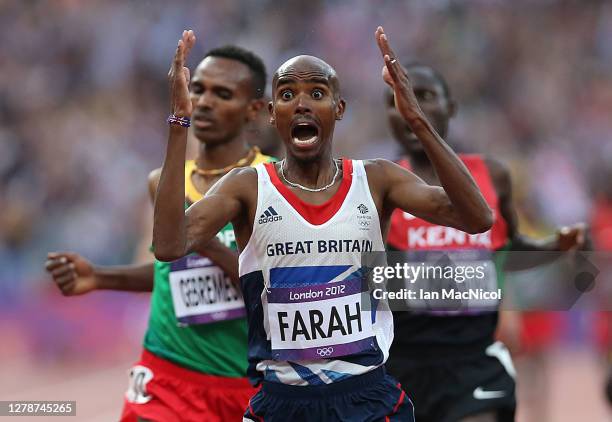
left=384, top=63, right=587, bottom=422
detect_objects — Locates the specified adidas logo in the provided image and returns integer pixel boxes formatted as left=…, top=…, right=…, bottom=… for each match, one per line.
left=258, top=206, right=283, bottom=224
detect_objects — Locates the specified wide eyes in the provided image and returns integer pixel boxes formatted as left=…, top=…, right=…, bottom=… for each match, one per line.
left=279, top=88, right=325, bottom=101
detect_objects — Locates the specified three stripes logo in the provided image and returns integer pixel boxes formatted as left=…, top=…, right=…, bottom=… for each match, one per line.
left=258, top=206, right=283, bottom=224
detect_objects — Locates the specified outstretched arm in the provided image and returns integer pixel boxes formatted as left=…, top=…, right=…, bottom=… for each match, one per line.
left=46, top=252, right=154, bottom=295
left=371, top=159, right=488, bottom=233
left=374, top=27, right=493, bottom=233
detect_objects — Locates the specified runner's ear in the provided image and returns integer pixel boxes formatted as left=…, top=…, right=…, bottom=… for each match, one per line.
left=246, top=99, right=265, bottom=123
left=335, top=98, right=346, bottom=121
left=268, top=101, right=275, bottom=125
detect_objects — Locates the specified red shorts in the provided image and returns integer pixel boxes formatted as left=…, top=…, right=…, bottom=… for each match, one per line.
left=120, top=349, right=257, bottom=422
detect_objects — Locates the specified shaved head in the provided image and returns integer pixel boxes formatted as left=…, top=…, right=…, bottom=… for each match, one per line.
left=273, top=55, right=341, bottom=98
left=268, top=55, right=346, bottom=163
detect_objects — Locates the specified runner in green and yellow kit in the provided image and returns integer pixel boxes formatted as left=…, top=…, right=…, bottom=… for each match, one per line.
left=45, top=43, right=275, bottom=422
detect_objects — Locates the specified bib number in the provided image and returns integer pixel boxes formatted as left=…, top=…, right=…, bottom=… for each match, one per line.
left=169, top=255, right=246, bottom=325
left=267, top=277, right=376, bottom=360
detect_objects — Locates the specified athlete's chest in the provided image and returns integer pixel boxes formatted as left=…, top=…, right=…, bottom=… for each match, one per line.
left=240, top=200, right=374, bottom=259
left=256, top=166, right=381, bottom=257
left=282, top=182, right=343, bottom=204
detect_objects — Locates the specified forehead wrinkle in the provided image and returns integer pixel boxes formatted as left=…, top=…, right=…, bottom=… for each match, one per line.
left=273, top=56, right=342, bottom=97
left=276, top=73, right=332, bottom=88
left=274, top=72, right=340, bottom=95
left=278, top=69, right=330, bottom=77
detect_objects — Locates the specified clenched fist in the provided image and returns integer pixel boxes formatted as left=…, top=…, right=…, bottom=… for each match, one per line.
left=45, top=252, right=97, bottom=296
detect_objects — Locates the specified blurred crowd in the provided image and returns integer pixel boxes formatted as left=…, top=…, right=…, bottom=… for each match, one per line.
left=1, top=0, right=611, bottom=350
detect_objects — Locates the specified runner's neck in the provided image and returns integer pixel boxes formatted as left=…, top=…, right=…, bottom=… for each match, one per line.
left=196, top=136, right=252, bottom=171
left=281, top=155, right=338, bottom=189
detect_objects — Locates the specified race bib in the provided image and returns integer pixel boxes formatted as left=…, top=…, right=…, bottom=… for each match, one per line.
left=169, top=255, right=246, bottom=325
left=267, top=277, right=376, bottom=360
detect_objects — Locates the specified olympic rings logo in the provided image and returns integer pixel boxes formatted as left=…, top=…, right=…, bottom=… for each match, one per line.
left=316, top=347, right=334, bottom=357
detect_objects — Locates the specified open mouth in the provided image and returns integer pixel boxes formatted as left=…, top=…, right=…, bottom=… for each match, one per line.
left=291, top=122, right=320, bottom=147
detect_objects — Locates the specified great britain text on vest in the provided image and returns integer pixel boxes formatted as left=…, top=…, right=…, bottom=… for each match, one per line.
left=266, top=239, right=374, bottom=257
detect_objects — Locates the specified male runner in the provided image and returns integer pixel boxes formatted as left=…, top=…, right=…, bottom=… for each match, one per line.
left=383, top=63, right=586, bottom=422
left=45, top=43, right=274, bottom=421
left=153, top=28, right=493, bottom=421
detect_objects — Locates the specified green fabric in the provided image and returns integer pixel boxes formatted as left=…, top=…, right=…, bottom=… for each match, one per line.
left=144, top=222, right=248, bottom=377
left=144, top=155, right=276, bottom=377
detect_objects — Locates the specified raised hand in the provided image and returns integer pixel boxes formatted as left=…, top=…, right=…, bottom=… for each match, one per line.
left=45, top=252, right=97, bottom=296
left=168, top=29, right=196, bottom=118
left=375, top=26, right=422, bottom=122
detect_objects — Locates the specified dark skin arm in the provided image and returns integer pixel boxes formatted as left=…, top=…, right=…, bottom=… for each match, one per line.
left=46, top=253, right=154, bottom=295
left=154, top=160, right=256, bottom=261
left=366, top=158, right=493, bottom=237
left=153, top=30, right=257, bottom=261
left=154, top=29, right=209, bottom=262
left=150, top=167, right=240, bottom=281
left=371, top=27, right=493, bottom=234
left=151, top=167, right=241, bottom=282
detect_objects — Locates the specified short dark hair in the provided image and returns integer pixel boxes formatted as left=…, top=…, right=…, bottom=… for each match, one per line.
left=204, top=45, right=266, bottom=99
left=404, top=62, right=451, bottom=99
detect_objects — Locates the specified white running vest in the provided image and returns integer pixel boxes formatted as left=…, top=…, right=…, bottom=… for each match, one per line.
left=239, top=159, right=393, bottom=386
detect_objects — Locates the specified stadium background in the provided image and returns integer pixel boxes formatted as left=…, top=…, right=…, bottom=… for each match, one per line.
left=1, top=0, right=611, bottom=420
